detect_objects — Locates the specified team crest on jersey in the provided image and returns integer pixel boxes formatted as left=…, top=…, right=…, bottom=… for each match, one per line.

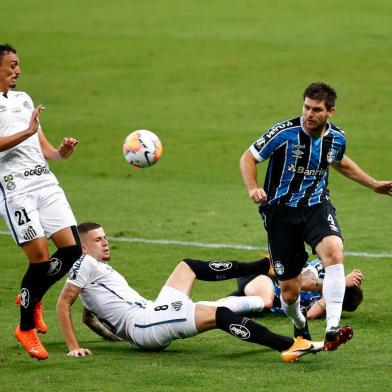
left=4, top=174, right=16, bottom=190
left=171, top=301, right=183, bottom=311
left=273, top=260, right=285, bottom=276
left=0, top=105, right=7, bottom=112
left=6, top=181, right=16, bottom=190
left=327, top=149, right=337, bottom=163
left=47, top=258, right=62, bottom=276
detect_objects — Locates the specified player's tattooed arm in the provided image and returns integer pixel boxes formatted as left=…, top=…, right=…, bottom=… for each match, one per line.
left=82, top=307, right=123, bottom=342
left=57, top=283, right=92, bottom=357
left=300, top=270, right=323, bottom=292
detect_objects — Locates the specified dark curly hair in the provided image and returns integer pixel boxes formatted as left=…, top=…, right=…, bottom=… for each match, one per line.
left=303, top=82, right=337, bottom=110
left=0, top=43, right=17, bottom=64
left=342, top=286, right=363, bottom=312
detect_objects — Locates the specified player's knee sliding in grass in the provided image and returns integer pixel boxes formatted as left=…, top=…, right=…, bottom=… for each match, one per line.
left=57, top=222, right=324, bottom=362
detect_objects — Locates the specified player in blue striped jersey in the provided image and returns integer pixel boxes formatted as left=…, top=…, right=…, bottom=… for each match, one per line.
left=240, top=82, right=392, bottom=350
left=229, top=257, right=363, bottom=320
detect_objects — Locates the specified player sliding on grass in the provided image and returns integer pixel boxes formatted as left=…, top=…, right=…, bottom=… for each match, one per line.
left=240, top=82, right=392, bottom=349
left=57, top=222, right=325, bottom=363
left=0, top=43, right=81, bottom=360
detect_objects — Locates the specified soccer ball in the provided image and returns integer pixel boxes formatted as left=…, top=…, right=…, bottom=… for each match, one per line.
left=123, top=130, right=163, bottom=168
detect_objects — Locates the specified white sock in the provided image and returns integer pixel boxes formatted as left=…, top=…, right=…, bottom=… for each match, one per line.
left=197, top=296, right=264, bottom=314
left=323, top=263, right=345, bottom=332
left=280, top=295, right=305, bottom=329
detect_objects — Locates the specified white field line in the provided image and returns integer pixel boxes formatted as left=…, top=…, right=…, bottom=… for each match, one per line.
left=0, top=230, right=391, bottom=258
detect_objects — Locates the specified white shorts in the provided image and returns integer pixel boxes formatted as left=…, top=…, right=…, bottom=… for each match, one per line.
left=128, top=286, right=198, bottom=350
left=0, top=185, right=77, bottom=245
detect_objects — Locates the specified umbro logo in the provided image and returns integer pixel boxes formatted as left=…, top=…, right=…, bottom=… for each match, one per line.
left=171, top=301, right=183, bottom=311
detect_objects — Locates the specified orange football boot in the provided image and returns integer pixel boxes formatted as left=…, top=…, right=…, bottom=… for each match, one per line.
left=15, top=325, right=49, bottom=360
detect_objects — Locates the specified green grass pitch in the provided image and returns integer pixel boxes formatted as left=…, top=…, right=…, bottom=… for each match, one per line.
left=0, top=0, right=392, bottom=391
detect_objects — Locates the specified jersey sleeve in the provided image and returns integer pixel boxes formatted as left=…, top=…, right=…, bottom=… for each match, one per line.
left=330, top=128, right=347, bottom=163
left=249, top=123, right=290, bottom=162
left=334, top=142, right=346, bottom=162
left=303, top=258, right=325, bottom=279
left=67, top=256, right=96, bottom=288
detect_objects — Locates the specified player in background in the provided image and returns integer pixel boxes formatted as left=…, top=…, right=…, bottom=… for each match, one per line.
left=240, top=82, right=392, bottom=349
left=0, top=44, right=82, bottom=360
left=57, top=222, right=325, bottom=363
left=201, top=257, right=363, bottom=320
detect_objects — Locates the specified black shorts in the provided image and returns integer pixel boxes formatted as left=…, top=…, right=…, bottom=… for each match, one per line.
left=262, top=202, right=343, bottom=281
left=233, top=274, right=259, bottom=296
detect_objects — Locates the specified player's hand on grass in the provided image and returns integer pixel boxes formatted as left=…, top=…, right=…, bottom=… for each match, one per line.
left=58, top=137, right=79, bottom=159
left=248, top=187, right=267, bottom=203
left=27, top=105, right=45, bottom=135
left=67, top=348, right=92, bottom=357
left=373, top=181, right=392, bottom=196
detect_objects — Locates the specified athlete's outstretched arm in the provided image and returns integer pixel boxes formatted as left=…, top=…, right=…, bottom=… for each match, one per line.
left=82, top=307, right=123, bottom=342
left=332, top=155, right=392, bottom=196
left=57, top=282, right=92, bottom=357
left=0, top=105, right=44, bottom=152
left=240, top=149, right=268, bottom=203
left=38, top=129, right=79, bottom=160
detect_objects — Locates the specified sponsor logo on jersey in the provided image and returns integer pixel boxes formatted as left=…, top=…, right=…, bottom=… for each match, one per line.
left=0, top=105, right=7, bottom=112
left=273, top=261, right=285, bottom=276
left=171, top=301, right=183, bottom=311
left=47, top=258, right=62, bottom=276
left=24, top=164, right=50, bottom=177
left=22, top=226, right=37, bottom=241
left=327, top=149, right=337, bottom=163
left=292, top=149, right=304, bottom=159
left=23, top=100, right=33, bottom=110
left=255, top=137, right=266, bottom=149
left=20, top=288, right=30, bottom=308
left=265, top=121, right=293, bottom=140
left=3, top=174, right=13, bottom=182
left=288, top=164, right=327, bottom=177
left=209, top=261, right=233, bottom=271
left=69, top=256, right=84, bottom=280
left=254, top=121, right=294, bottom=151
left=229, top=324, right=251, bottom=340
left=11, top=107, right=22, bottom=113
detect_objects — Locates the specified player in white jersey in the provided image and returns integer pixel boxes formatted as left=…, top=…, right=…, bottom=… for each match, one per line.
left=57, top=222, right=326, bottom=363
left=0, top=44, right=82, bottom=360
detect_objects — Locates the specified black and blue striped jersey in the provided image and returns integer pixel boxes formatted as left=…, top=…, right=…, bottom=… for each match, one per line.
left=249, top=116, right=346, bottom=207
